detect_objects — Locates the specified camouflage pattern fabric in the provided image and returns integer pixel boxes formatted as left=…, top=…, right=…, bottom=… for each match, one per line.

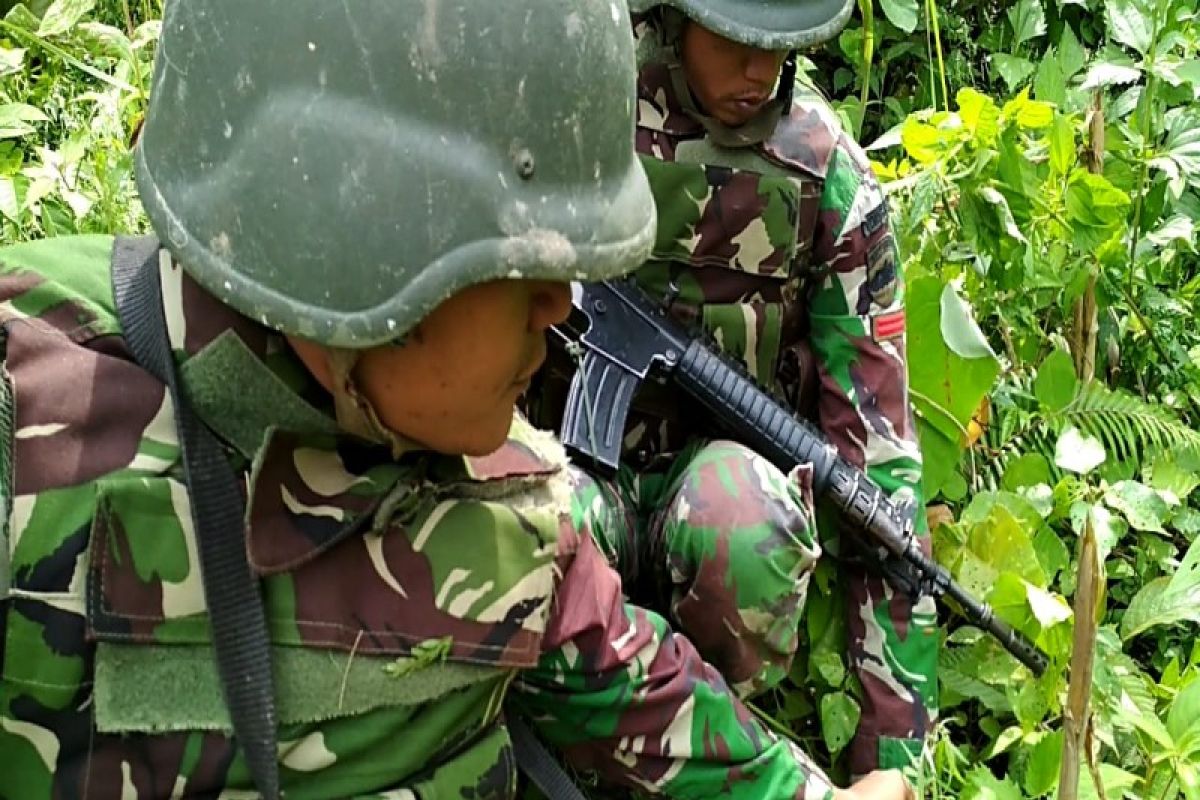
left=0, top=235, right=839, bottom=799
left=633, top=50, right=938, bottom=776
left=531, top=18, right=938, bottom=776
left=589, top=440, right=823, bottom=698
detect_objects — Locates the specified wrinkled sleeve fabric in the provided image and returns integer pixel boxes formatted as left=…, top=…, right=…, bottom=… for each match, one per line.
left=804, top=133, right=939, bottom=775
left=511, top=470, right=836, bottom=800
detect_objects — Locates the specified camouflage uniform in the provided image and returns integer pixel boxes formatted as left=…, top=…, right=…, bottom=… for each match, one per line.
left=0, top=235, right=844, bottom=799
left=534, top=17, right=939, bottom=775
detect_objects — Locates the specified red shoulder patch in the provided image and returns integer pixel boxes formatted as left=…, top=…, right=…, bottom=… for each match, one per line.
left=872, top=309, right=906, bottom=341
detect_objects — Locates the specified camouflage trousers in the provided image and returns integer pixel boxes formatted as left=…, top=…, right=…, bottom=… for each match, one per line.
left=584, top=439, right=938, bottom=775
left=588, top=439, right=821, bottom=698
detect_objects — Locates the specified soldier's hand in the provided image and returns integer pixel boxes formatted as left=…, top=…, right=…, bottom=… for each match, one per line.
left=834, top=769, right=915, bottom=800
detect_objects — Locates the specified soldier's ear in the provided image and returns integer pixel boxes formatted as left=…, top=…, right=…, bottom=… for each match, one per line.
left=286, top=336, right=336, bottom=394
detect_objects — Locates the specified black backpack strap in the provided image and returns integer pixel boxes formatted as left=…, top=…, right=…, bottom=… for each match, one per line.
left=509, top=713, right=590, bottom=800
left=111, top=236, right=281, bottom=799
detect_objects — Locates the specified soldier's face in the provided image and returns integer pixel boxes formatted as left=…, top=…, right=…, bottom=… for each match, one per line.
left=679, top=22, right=788, bottom=128
left=297, top=279, right=571, bottom=456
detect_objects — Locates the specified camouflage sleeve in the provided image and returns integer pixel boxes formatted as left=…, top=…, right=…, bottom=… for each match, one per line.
left=511, top=470, right=836, bottom=800
left=805, top=133, right=938, bottom=775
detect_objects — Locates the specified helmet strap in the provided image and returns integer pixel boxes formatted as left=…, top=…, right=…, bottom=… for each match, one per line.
left=327, top=348, right=416, bottom=459
left=776, top=50, right=798, bottom=116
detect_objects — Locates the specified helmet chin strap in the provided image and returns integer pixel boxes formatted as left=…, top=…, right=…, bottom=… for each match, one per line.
left=776, top=50, right=798, bottom=115
left=653, top=8, right=798, bottom=147
left=327, top=348, right=417, bottom=459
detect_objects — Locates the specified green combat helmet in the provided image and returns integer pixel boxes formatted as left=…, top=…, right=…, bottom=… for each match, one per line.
left=628, top=0, right=854, bottom=50
left=136, top=0, right=655, bottom=349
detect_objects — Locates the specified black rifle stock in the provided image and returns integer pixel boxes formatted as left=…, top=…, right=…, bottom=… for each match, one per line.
left=555, top=278, right=1050, bottom=676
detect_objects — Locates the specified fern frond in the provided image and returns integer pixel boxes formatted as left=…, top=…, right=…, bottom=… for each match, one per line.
left=973, top=382, right=1200, bottom=489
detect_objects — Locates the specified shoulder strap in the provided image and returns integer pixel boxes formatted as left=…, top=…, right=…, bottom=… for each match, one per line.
left=509, top=714, right=589, bottom=800
left=110, top=236, right=281, bottom=800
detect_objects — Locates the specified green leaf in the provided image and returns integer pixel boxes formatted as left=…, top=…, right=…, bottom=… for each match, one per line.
left=1104, top=0, right=1153, bottom=55
left=36, top=0, right=96, bottom=37
left=1002, top=89, right=1054, bottom=128
left=1034, top=349, right=1078, bottom=412
left=1081, top=61, right=1144, bottom=89
left=964, top=765, right=1024, bottom=800
left=957, top=88, right=1002, bottom=145
left=0, top=103, right=48, bottom=140
left=1034, top=49, right=1068, bottom=104
left=1088, top=504, right=1130, bottom=563
left=819, top=691, right=860, bottom=755
left=1024, top=730, right=1062, bottom=796
left=1121, top=575, right=1200, bottom=639
left=940, top=280, right=998, bottom=357
left=1179, top=59, right=1200, bottom=88
left=1055, top=426, right=1106, bottom=474
left=1057, top=25, right=1088, bottom=79
left=1049, top=114, right=1076, bottom=177
left=1103, top=480, right=1168, bottom=533
left=901, top=117, right=951, bottom=165
left=1003, top=454, right=1052, bottom=490
left=1077, top=764, right=1141, bottom=800
left=1167, top=679, right=1200, bottom=744
left=1146, top=448, right=1200, bottom=499
left=908, top=277, right=1000, bottom=498
left=1033, top=526, right=1071, bottom=580
left=992, top=54, right=1036, bottom=89
left=878, top=0, right=919, bottom=33
left=0, top=46, right=25, bottom=77
left=811, top=649, right=846, bottom=687
left=1008, top=0, right=1047, bottom=46
left=1026, top=582, right=1072, bottom=627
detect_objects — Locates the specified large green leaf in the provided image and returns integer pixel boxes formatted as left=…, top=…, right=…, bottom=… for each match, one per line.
left=1120, top=576, right=1200, bottom=639
left=1078, top=764, right=1142, bottom=800
left=1034, top=349, right=1078, bottom=412
left=946, top=497, right=1047, bottom=597
left=878, top=0, right=919, bottom=33
left=36, top=0, right=95, bottom=37
left=1023, top=730, right=1062, bottom=796
left=1104, top=0, right=1154, bottom=55
left=0, top=103, right=48, bottom=139
left=1007, top=0, right=1047, bottom=46
left=1103, top=480, right=1169, bottom=532
left=1167, top=679, right=1200, bottom=748
left=992, top=54, right=1036, bottom=89
left=907, top=277, right=999, bottom=498
left=963, top=766, right=1023, bottom=800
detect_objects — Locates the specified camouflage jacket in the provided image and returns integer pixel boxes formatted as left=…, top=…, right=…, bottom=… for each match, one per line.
left=623, top=45, right=937, bottom=774
left=0, top=235, right=839, bottom=799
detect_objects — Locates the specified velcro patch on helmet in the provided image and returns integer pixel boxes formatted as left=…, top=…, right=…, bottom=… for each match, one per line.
left=872, top=309, right=906, bottom=341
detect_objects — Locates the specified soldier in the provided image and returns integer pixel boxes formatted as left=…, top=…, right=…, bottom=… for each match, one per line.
left=0, top=0, right=914, bottom=798
left=530, top=0, right=938, bottom=780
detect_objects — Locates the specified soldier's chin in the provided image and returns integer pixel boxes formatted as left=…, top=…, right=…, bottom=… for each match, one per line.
left=442, top=407, right=515, bottom=457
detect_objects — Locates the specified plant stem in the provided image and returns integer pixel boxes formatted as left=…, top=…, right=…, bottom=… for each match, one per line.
left=1126, top=0, right=1168, bottom=296
left=926, top=0, right=950, bottom=111
left=858, top=0, right=875, bottom=138
left=1058, top=513, right=1102, bottom=800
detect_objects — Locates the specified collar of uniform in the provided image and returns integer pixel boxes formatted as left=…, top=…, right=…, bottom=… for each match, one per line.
left=245, top=417, right=564, bottom=575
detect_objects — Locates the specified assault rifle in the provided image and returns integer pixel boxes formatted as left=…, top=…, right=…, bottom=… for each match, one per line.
left=553, top=278, right=1050, bottom=676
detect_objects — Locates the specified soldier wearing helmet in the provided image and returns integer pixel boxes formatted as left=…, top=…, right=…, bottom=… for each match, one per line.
left=529, top=0, right=938, bottom=782
left=0, top=1, right=907, bottom=798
